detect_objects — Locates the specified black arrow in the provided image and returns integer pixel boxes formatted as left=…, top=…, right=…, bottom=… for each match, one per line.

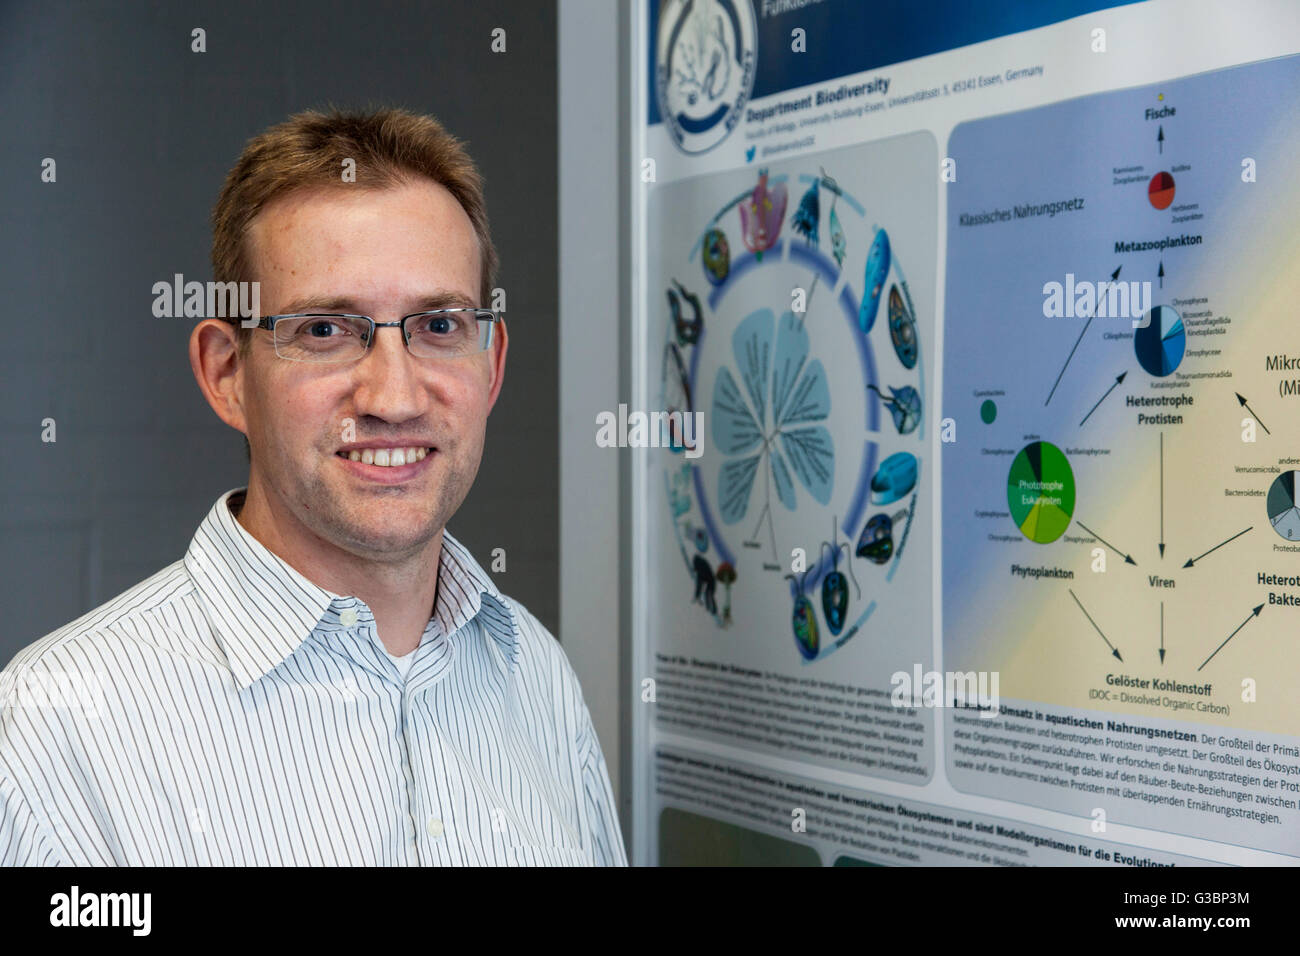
left=1076, top=519, right=1137, bottom=565
left=1069, top=589, right=1124, bottom=662
left=1157, top=260, right=1164, bottom=288
left=1159, top=432, right=1165, bottom=558
left=1197, top=604, right=1264, bottom=672
left=1079, top=371, right=1127, bottom=427
left=1183, top=526, right=1253, bottom=568
left=1046, top=266, right=1122, bottom=406
left=1159, top=601, right=1165, bottom=665
left=1157, top=125, right=1164, bottom=154
left=1235, top=392, right=1270, bottom=436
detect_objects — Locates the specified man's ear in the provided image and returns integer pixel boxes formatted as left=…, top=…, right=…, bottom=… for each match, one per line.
left=190, top=319, right=249, bottom=436
left=486, top=319, right=509, bottom=412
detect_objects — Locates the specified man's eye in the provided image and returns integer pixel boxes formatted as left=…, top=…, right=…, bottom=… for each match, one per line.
left=427, top=316, right=454, bottom=335
left=306, top=320, right=342, bottom=337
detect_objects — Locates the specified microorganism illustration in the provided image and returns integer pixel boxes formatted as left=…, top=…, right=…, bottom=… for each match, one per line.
left=819, top=517, right=860, bottom=635
left=855, top=512, right=894, bottom=564
left=739, top=169, right=787, bottom=260
left=793, top=177, right=820, bottom=246
left=692, top=553, right=717, bottom=615
left=829, top=205, right=846, bottom=266
left=824, top=169, right=847, bottom=267
left=887, top=284, right=919, bottom=369
left=868, top=383, right=922, bottom=435
left=682, top=523, right=709, bottom=552
left=667, top=279, right=703, bottom=346
left=870, top=452, right=918, bottom=506
left=785, top=568, right=820, bottom=660
left=701, top=227, right=731, bottom=286
left=858, top=227, right=890, bottom=333
left=667, top=463, right=692, bottom=519
left=661, top=342, right=694, bottom=453
left=716, top=562, right=736, bottom=626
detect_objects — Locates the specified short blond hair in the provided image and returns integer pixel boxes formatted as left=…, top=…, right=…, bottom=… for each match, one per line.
left=211, top=107, right=497, bottom=340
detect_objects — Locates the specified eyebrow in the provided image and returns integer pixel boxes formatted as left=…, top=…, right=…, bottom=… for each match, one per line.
left=273, top=290, right=478, bottom=315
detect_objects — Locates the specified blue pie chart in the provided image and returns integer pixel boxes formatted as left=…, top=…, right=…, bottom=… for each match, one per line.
left=1134, top=305, right=1185, bottom=377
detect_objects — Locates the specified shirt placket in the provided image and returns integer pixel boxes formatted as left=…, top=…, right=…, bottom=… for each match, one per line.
left=319, top=598, right=423, bottom=864
left=402, top=618, right=458, bottom=865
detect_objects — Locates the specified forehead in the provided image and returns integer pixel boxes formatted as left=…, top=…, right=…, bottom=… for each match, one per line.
left=246, top=179, right=481, bottom=311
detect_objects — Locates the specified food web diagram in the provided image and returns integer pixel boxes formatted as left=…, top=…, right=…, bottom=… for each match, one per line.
left=656, top=159, right=928, bottom=664
left=941, top=55, right=1300, bottom=721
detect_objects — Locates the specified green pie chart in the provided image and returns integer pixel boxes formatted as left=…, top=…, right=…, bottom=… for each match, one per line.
left=1007, top=441, right=1075, bottom=543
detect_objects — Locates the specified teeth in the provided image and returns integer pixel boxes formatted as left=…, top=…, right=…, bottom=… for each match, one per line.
left=345, top=447, right=430, bottom=467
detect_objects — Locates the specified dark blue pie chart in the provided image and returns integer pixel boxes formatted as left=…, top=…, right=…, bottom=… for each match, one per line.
left=1134, top=305, right=1185, bottom=377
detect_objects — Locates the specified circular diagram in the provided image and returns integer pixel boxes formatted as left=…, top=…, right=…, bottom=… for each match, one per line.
left=1148, top=171, right=1176, bottom=209
left=1134, top=305, right=1186, bottom=377
left=1267, top=471, right=1300, bottom=541
left=1007, top=441, right=1076, bottom=544
left=656, top=164, right=926, bottom=661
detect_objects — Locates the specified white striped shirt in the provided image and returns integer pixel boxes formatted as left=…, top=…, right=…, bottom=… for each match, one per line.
left=0, top=490, right=626, bottom=866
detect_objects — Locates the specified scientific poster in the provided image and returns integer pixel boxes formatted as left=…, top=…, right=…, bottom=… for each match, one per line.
left=632, top=0, right=1300, bottom=866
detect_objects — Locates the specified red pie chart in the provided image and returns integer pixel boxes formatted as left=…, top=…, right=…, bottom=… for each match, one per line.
left=1148, top=171, right=1176, bottom=209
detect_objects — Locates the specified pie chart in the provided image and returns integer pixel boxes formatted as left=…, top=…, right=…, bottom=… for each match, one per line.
left=1148, top=171, right=1176, bottom=210
left=1134, top=305, right=1185, bottom=377
left=1267, top=471, right=1300, bottom=541
left=1007, top=441, right=1075, bottom=544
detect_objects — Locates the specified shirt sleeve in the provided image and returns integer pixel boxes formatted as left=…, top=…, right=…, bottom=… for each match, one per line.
left=0, top=763, right=66, bottom=867
left=575, top=707, right=628, bottom=866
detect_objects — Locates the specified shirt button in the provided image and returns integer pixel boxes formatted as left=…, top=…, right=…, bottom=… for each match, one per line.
left=426, top=817, right=444, bottom=839
left=339, top=608, right=358, bottom=627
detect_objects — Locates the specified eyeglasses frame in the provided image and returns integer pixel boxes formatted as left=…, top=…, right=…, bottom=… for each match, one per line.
left=223, top=307, right=503, bottom=363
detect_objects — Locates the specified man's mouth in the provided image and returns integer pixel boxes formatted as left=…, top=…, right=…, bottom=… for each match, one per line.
left=335, top=446, right=433, bottom=468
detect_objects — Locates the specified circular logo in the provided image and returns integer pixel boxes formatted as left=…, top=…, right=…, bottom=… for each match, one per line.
left=656, top=0, right=757, bottom=155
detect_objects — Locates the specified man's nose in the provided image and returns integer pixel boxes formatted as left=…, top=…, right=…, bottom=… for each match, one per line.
left=350, top=326, right=430, bottom=422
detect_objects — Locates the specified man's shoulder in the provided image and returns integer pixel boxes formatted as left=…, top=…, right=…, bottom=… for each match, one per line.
left=485, top=591, right=583, bottom=683
left=440, top=532, right=574, bottom=678
left=2, top=560, right=193, bottom=678
left=482, top=591, right=600, bottom=754
left=488, top=591, right=559, bottom=657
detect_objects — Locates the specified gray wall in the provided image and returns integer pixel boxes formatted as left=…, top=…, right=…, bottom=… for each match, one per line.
left=0, top=1, right=558, bottom=658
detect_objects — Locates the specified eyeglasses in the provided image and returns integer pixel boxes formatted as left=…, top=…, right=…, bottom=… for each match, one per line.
left=230, top=309, right=501, bottom=364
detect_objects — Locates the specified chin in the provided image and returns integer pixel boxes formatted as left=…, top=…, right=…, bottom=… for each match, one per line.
left=357, top=505, right=441, bottom=542
left=307, top=497, right=440, bottom=556
left=342, top=521, right=439, bottom=558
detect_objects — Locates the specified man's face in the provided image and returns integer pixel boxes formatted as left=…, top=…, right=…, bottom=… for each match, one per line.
left=237, top=178, right=504, bottom=561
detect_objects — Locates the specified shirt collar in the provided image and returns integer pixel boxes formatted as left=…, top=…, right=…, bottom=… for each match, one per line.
left=431, top=526, right=522, bottom=672
left=185, top=489, right=520, bottom=690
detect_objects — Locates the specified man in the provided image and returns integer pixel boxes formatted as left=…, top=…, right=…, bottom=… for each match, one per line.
left=0, top=108, right=626, bottom=866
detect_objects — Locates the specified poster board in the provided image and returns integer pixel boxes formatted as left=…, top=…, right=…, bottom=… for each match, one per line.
left=629, top=0, right=1300, bottom=866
